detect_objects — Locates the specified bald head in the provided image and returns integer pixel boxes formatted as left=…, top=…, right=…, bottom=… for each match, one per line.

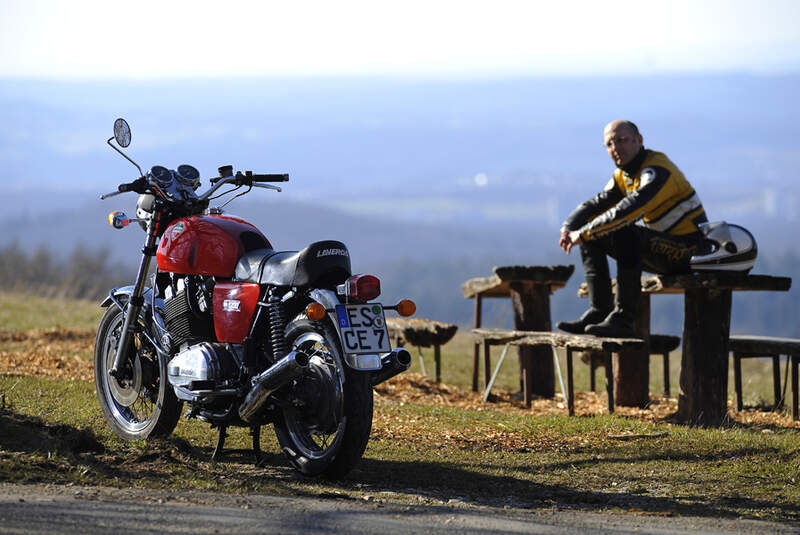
left=604, top=120, right=639, bottom=138
left=603, top=120, right=643, bottom=167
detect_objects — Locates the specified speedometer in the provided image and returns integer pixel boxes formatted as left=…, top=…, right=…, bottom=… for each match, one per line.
left=150, top=166, right=173, bottom=187
left=176, top=164, right=200, bottom=186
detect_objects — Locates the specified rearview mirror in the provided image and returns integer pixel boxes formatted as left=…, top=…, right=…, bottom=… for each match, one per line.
left=113, top=118, right=131, bottom=148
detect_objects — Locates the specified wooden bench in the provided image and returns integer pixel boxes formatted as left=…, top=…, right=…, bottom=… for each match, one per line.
left=728, top=335, right=800, bottom=419
left=588, top=334, right=681, bottom=397
left=472, top=328, right=644, bottom=415
left=386, top=318, right=458, bottom=383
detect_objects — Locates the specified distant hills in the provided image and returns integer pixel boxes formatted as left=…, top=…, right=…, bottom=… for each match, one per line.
left=1, top=74, right=798, bottom=334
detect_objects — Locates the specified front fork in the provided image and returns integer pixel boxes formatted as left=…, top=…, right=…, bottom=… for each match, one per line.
left=108, top=220, right=160, bottom=380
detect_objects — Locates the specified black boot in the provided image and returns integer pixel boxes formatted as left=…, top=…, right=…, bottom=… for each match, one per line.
left=585, top=267, right=640, bottom=338
left=557, top=276, right=612, bottom=334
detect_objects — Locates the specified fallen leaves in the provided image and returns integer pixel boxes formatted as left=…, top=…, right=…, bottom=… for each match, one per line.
left=0, top=328, right=94, bottom=381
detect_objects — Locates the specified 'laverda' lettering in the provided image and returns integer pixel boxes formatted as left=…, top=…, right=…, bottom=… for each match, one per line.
left=317, top=248, right=349, bottom=258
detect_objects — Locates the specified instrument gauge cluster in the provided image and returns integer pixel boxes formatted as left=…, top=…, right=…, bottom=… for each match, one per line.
left=149, top=164, right=202, bottom=200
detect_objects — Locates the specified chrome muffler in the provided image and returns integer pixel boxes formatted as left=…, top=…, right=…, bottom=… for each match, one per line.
left=370, top=348, right=412, bottom=386
left=239, top=349, right=309, bottom=423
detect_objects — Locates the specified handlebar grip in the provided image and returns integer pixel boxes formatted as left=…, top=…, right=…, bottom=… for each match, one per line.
left=250, top=173, right=289, bottom=182
left=118, top=177, right=149, bottom=194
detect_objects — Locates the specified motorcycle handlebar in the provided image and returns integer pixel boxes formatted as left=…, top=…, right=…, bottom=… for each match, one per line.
left=250, top=173, right=289, bottom=182
left=118, top=177, right=149, bottom=194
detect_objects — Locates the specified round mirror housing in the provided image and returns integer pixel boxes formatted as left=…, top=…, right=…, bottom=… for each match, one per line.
left=113, top=118, right=131, bottom=148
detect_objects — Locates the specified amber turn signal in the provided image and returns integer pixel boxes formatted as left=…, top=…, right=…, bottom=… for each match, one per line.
left=396, top=299, right=416, bottom=317
left=305, top=302, right=327, bottom=321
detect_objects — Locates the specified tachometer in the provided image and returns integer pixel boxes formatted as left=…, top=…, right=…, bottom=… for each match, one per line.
left=150, top=166, right=173, bottom=187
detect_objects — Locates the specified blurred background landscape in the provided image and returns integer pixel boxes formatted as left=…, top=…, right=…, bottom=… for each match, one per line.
left=1, top=1, right=798, bottom=336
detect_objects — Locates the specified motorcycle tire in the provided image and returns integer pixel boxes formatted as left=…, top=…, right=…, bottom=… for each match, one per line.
left=274, top=316, right=373, bottom=479
left=94, top=305, right=181, bottom=441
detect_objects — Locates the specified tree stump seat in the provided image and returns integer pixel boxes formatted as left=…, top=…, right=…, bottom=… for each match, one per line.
left=462, top=264, right=574, bottom=406
left=587, top=334, right=681, bottom=397
left=471, top=328, right=644, bottom=415
left=386, top=318, right=458, bottom=383
left=729, top=335, right=800, bottom=419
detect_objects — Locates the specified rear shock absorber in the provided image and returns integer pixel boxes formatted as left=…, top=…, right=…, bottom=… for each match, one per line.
left=267, top=293, right=288, bottom=360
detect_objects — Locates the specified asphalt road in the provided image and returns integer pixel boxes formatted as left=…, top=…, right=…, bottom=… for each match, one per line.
left=0, top=484, right=797, bottom=535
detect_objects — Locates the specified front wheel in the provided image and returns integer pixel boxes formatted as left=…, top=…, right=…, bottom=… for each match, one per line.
left=94, top=305, right=181, bottom=441
left=274, top=317, right=373, bottom=479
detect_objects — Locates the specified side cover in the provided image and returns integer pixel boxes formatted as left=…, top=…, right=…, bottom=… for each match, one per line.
left=213, top=282, right=261, bottom=343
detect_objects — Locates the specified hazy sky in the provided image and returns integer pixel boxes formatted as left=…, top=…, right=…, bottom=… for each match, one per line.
left=1, top=0, right=798, bottom=78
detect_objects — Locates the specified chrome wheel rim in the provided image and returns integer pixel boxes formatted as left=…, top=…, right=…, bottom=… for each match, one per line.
left=284, top=332, right=346, bottom=460
left=101, top=314, right=160, bottom=433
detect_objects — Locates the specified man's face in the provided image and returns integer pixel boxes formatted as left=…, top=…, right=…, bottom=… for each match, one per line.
left=604, top=124, right=643, bottom=167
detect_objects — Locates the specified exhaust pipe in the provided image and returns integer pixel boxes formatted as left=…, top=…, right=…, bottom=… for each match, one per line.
left=239, top=349, right=309, bottom=423
left=370, top=348, right=412, bottom=386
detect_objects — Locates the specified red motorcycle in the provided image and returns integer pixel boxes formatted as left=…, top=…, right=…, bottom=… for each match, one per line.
left=95, top=119, right=415, bottom=479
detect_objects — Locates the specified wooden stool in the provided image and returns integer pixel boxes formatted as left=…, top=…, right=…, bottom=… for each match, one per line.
left=729, top=335, right=800, bottom=417
left=588, top=334, right=680, bottom=397
left=386, top=318, right=457, bottom=383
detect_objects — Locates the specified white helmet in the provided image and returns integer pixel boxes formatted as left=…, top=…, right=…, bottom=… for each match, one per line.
left=690, top=221, right=757, bottom=273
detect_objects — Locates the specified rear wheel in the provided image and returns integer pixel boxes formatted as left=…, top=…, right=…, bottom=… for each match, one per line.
left=274, top=317, right=373, bottom=479
left=94, top=305, right=181, bottom=441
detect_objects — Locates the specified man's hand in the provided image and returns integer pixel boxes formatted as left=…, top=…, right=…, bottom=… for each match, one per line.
left=559, top=229, right=583, bottom=254
left=559, top=230, right=571, bottom=252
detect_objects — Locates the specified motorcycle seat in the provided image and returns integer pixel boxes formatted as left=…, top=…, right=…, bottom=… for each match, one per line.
left=234, top=248, right=299, bottom=287
left=234, top=240, right=351, bottom=288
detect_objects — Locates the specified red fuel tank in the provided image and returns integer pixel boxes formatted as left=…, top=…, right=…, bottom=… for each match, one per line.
left=156, top=215, right=272, bottom=277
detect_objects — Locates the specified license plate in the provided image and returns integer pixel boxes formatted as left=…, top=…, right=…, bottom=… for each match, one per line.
left=334, top=304, right=390, bottom=354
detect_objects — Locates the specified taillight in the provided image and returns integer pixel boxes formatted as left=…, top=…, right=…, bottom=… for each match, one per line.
left=345, top=274, right=381, bottom=301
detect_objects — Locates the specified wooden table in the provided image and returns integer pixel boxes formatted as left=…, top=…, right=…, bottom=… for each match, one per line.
left=462, top=265, right=574, bottom=405
left=579, top=272, right=792, bottom=425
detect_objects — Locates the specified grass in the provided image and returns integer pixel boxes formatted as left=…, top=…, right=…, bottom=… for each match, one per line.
left=0, top=292, right=103, bottom=331
left=1, top=291, right=800, bottom=521
left=1, top=374, right=799, bottom=520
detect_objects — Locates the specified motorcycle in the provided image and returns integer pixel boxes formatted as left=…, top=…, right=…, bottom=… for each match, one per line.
left=94, top=118, right=415, bottom=479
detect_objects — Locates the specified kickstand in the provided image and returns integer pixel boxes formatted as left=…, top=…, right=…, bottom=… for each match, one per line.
left=251, top=425, right=269, bottom=467
left=211, top=425, right=228, bottom=462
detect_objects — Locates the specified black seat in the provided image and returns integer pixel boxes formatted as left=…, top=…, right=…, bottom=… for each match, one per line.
left=234, top=249, right=299, bottom=287
left=234, top=240, right=351, bottom=288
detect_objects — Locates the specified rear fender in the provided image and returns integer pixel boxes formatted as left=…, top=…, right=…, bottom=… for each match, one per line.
left=307, top=288, right=382, bottom=371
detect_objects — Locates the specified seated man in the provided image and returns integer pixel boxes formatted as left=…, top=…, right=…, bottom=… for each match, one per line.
left=558, top=120, right=708, bottom=338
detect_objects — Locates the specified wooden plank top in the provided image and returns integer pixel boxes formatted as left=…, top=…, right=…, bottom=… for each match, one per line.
left=387, top=317, right=458, bottom=347
left=577, top=272, right=792, bottom=297
left=471, top=328, right=645, bottom=352
left=462, top=265, right=575, bottom=298
left=729, top=335, right=800, bottom=354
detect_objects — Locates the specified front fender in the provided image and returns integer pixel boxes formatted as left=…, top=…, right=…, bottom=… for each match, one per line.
left=101, top=286, right=166, bottom=337
left=101, top=286, right=136, bottom=309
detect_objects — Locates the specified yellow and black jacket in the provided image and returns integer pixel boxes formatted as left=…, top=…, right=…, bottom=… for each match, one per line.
left=563, top=148, right=708, bottom=241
